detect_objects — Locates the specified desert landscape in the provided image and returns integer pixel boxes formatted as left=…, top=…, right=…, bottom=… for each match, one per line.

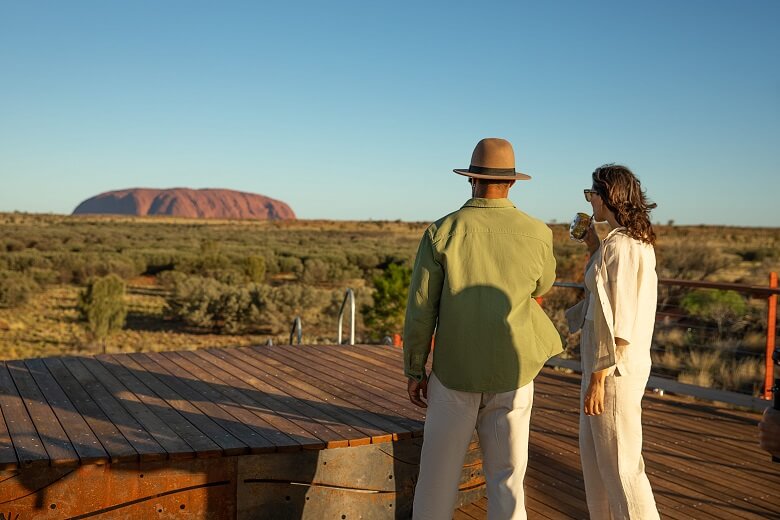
left=0, top=212, right=777, bottom=396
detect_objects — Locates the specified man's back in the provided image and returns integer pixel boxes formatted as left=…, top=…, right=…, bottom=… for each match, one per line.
left=403, top=197, right=561, bottom=393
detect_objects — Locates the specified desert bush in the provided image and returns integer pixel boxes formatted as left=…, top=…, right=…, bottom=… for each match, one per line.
left=278, top=256, right=304, bottom=276
left=157, top=270, right=188, bottom=290
left=166, top=275, right=269, bottom=333
left=2, top=251, right=51, bottom=270
left=27, top=268, right=59, bottom=286
left=301, top=258, right=330, bottom=284
left=735, top=247, right=776, bottom=262
left=265, top=283, right=342, bottom=331
left=77, top=274, right=127, bottom=344
left=362, top=263, right=412, bottom=339
left=245, top=255, right=266, bottom=283
left=50, top=252, right=141, bottom=284
left=0, top=270, right=39, bottom=308
left=4, top=238, right=26, bottom=252
left=207, top=268, right=249, bottom=285
left=680, top=289, right=748, bottom=339
left=678, top=349, right=721, bottom=388
left=717, top=356, right=763, bottom=395
left=655, top=243, right=735, bottom=281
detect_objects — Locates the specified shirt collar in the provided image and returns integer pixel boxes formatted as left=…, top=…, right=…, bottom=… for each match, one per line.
left=604, top=226, right=627, bottom=240
left=461, top=198, right=516, bottom=209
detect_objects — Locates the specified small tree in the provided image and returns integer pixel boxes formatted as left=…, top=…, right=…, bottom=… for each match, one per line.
left=362, top=263, right=412, bottom=339
left=680, top=289, right=747, bottom=340
left=78, top=274, right=127, bottom=351
left=245, top=255, right=267, bottom=283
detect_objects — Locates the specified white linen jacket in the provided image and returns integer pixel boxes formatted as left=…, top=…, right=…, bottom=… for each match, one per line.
left=566, top=227, right=658, bottom=377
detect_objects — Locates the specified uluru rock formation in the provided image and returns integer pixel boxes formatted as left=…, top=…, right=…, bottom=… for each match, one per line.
left=73, top=188, right=295, bottom=220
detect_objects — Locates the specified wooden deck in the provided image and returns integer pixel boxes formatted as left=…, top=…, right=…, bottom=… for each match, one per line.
left=456, top=367, right=778, bottom=520
left=0, top=344, right=775, bottom=518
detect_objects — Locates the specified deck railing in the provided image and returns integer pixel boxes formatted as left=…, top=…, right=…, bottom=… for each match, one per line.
left=337, top=288, right=356, bottom=346
left=547, top=272, right=779, bottom=401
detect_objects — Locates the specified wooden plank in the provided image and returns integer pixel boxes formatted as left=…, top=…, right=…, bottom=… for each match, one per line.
left=122, top=353, right=248, bottom=456
left=533, top=372, right=775, bottom=519
left=143, top=351, right=276, bottom=454
left=280, top=345, right=426, bottom=426
left=163, top=351, right=303, bottom=452
left=60, top=356, right=166, bottom=462
left=185, top=349, right=330, bottom=450
left=257, top=345, right=424, bottom=432
left=24, top=358, right=108, bottom=465
left=302, top=345, right=427, bottom=422
left=224, top=347, right=388, bottom=446
left=0, top=402, right=17, bottom=470
left=78, top=356, right=195, bottom=460
left=6, top=360, right=79, bottom=466
left=0, top=361, right=48, bottom=467
left=42, top=357, right=137, bottom=463
left=242, top=346, right=416, bottom=441
left=530, top=394, right=740, bottom=518
left=197, top=348, right=356, bottom=448
left=96, top=354, right=223, bottom=458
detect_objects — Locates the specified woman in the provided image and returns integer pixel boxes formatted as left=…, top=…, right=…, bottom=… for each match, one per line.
left=567, top=164, right=660, bottom=519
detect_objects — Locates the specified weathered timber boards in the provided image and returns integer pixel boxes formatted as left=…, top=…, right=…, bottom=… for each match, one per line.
left=0, top=361, right=49, bottom=468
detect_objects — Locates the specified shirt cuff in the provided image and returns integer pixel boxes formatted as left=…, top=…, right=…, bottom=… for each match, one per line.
left=404, top=368, right=426, bottom=382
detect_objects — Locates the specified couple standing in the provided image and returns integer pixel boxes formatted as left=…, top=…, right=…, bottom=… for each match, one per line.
left=402, top=138, right=659, bottom=519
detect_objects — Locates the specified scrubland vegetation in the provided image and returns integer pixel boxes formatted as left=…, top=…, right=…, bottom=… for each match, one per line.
left=0, top=212, right=777, bottom=395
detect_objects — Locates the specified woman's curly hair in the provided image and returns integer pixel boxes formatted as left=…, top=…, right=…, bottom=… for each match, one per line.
left=592, top=164, right=657, bottom=245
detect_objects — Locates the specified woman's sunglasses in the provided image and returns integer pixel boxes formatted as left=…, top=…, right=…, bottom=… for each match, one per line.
left=584, top=189, right=599, bottom=202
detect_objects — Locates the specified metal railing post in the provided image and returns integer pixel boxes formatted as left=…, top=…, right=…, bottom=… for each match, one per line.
left=764, top=272, right=777, bottom=400
left=337, top=288, right=355, bottom=345
left=289, top=316, right=302, bottom=345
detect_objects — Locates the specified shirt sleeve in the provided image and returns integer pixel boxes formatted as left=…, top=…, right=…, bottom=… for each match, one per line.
left=603, top=237, right=639, bottom=345
left=402, top=229, right=444, bottom=381
left=532, top=234, right=556, bottom=298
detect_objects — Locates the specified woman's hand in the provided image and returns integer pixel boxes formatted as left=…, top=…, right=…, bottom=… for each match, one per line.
left=584, top=380, right=605, bottom=416
left=584, top=368, right=610, bottom=416
left=584, top=221, right=600, bottom=255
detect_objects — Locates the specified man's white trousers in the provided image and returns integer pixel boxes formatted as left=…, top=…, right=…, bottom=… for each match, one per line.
left=412, top=373, right=533, bottom=520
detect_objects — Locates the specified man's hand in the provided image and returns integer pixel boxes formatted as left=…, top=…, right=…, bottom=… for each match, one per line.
left=759, top=407, right=780, bottom=458
left=584, top=368, right=610, bottom=416
left=407, top=376, right=428, bottom=408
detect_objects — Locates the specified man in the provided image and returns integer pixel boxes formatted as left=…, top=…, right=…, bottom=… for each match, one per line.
left=403, top=138, right=562, bottom=519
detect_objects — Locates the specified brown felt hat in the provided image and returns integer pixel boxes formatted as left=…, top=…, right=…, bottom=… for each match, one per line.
left=453, top=138, right=531, bottom=180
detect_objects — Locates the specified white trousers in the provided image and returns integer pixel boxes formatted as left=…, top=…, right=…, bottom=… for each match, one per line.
left=412, top=373, right=534, bottom=520
left=580, top=324, right=660, bottom=519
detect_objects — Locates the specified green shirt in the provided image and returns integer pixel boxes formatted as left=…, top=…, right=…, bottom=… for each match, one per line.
left=403, top=197, right=563, bottom=393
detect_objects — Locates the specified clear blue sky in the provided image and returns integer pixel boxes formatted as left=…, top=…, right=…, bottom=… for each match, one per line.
left=1, top=1, right=777, bottom=226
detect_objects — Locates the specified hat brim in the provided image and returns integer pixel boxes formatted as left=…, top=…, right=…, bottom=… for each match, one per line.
left=453, top=169, right=531, bottom=181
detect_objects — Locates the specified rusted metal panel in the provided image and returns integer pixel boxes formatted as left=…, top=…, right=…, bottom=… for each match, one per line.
left=0, top=458, right=236, bottom=519
left=236, top=436, right=485, bottom=519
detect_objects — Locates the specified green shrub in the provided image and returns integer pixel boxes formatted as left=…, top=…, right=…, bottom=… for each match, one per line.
left=680, top=289, right=747, bottom=339
left=362, top=263, right=411, bottom=338
left=0, top=270, right=38, bottom=308
left=245, top=255, right=267, bottom=283
left=77, top=274, right=127, bottom=343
